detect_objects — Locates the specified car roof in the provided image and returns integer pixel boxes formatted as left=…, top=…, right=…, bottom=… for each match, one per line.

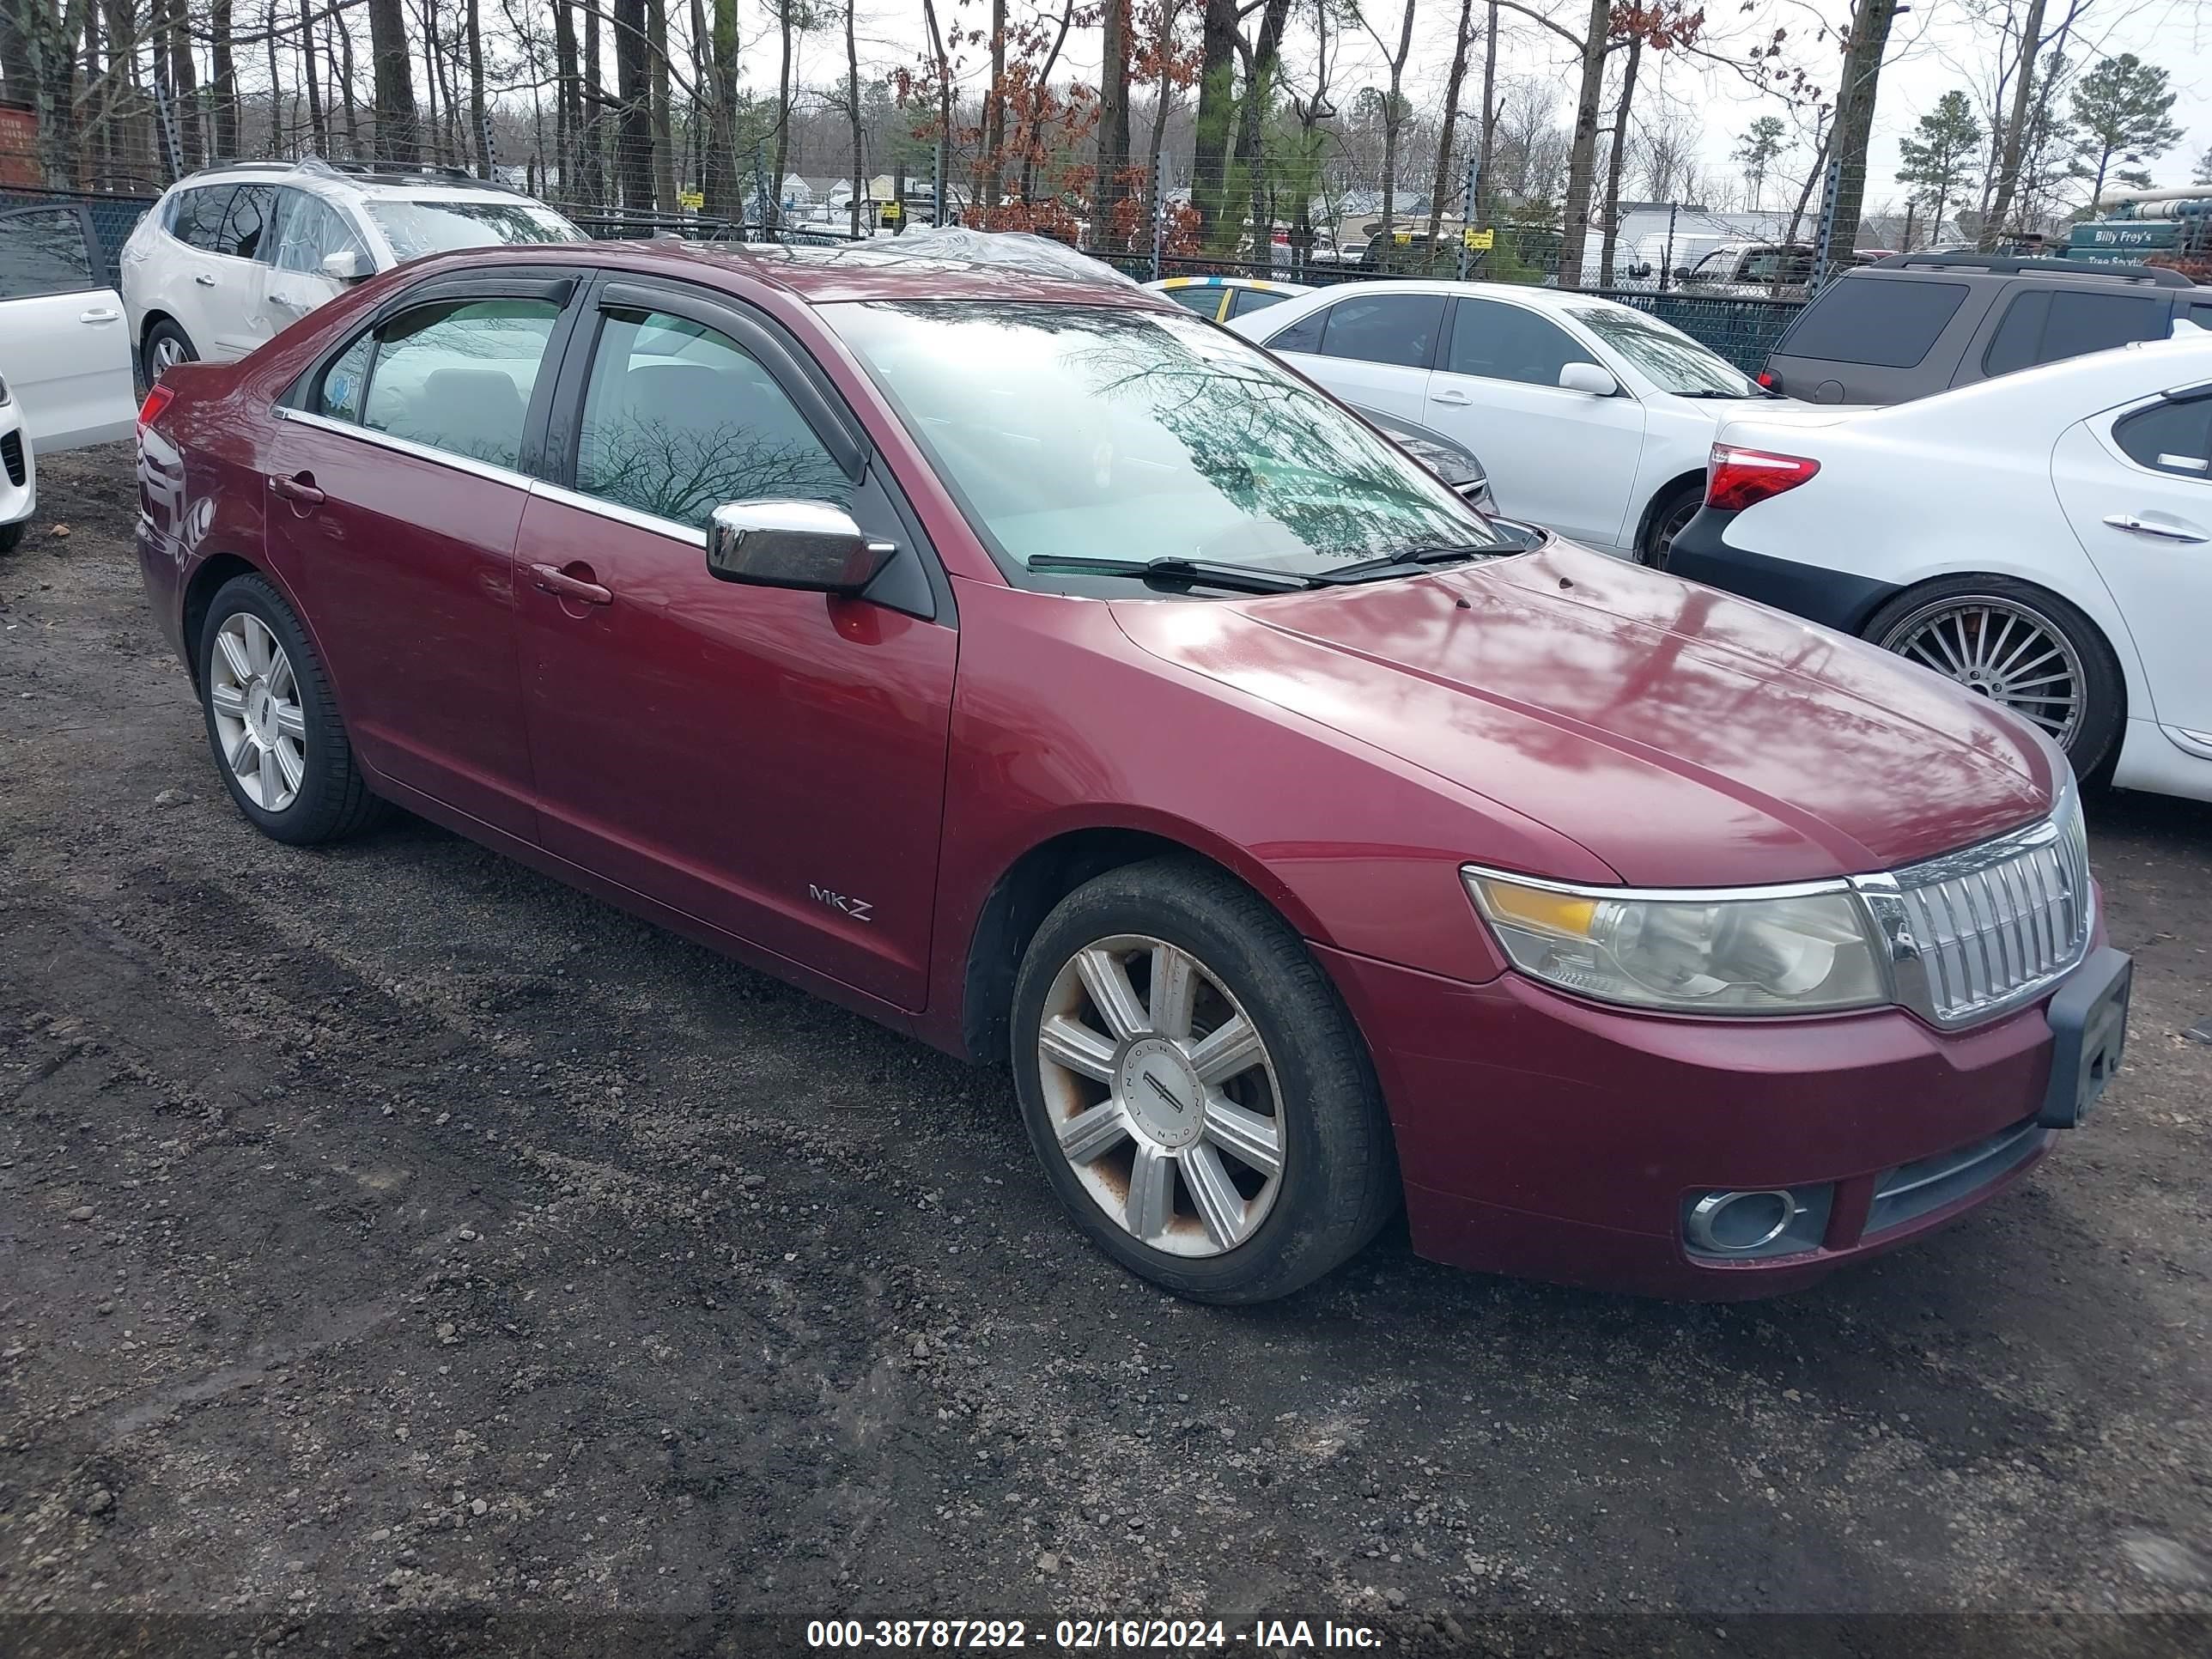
left=387, top=240, right=1182, bottom=310
left=1152, top=276, right=1307, bottom=292
left=164, top=161, right=539, bottom=208
left=1272, top=277, right=1615, bottom=317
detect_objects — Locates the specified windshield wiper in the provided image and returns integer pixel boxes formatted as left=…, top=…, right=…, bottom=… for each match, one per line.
left=1318, top=542, right=1499, bottom=581
left=1024, top=555, right=1324, bottom=594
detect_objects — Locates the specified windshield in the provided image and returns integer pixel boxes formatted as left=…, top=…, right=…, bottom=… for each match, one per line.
left=367, top=198, right=586, bottom=261
left=826, top=301, right=1510, bottom=582
left=1567, top=305, right=1759, bottom=398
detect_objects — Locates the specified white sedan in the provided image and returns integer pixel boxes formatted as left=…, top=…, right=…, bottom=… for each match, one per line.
left=1667, top=331, right=2212, bottom=802
left=0, top=202, right=142, bottom=551
left=1226, top=277, right=1790, bottom=561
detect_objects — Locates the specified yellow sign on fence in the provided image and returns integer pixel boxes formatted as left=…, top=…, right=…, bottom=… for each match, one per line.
left=678, top=189, right=704, bottom=211
left=1462, top=228, right=1494, bottom=250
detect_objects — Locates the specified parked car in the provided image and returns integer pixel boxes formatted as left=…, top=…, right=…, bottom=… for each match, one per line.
left=1760, top=252, right=2209, bottom=404
left=1670, top=241, right=1815, bottom=294
left=120, top=157, right=586, bottom=383
left=0, top=201, right=143, bottom=550
left=1669, top=332, right=2212, bottom=802
left=137, top=241, right=2127, bottom=1303
left=1145, top=275, right=1310, bottom=325
left=1230, top=277, right=1791, bottom=562
left=1346, top=402, right=1498, bottom=514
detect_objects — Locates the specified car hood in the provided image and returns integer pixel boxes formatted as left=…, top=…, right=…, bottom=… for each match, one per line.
left=1109, top=538, right=2057, bottom=887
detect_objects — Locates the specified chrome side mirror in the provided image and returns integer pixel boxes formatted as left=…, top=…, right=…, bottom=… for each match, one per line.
left=1557, top=362, right=1619, bottom=397
left=707, top=500, right=896, bottom=596
left=321, top=248, right=371, bottom=282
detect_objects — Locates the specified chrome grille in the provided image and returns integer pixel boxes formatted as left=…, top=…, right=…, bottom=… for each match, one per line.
left=1852, top=788, right=2093, bottom=1027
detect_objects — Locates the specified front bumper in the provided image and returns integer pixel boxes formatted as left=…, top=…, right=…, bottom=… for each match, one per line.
left=1664, top=506, right=1899, bottom=635
left=1317, top=940, right=2100, bottom=1298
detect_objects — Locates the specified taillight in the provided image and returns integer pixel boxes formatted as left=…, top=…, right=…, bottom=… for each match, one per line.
left=136, top=383, right=175, bottom=435
left=1754, top=369, right=1777, bottom=390
left=1705, top=444, right=1819, bottom=512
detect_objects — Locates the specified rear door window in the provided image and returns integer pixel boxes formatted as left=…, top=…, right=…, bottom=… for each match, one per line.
left=1984, top=289, right=2172, bottom=377
left=1264, top=307, right=1327, bottom=353
left=1779, top=277, right=1969, bottom=368
left=216, top=185, right=277, bottom=261
left=1316, top=294, right=1446, bottom=369
left=2112, top=398, right=2212, bottom=478
left=1228, top=287, right=1291, bottom=319
left=313, top=297, right=563, bottom=472
left=0, top=207, right=99, bottom=299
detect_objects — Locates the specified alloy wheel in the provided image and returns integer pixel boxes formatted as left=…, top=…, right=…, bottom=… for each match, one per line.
left=1035, top=934, right=1286, bottom=1257
left=152, top=335, right=187, bottom=374
left=1644, top=495, right=1698, bottom=568
left=209, top=612, right=307, bottom=812
left=1878, top=596, right=2085, bottom=747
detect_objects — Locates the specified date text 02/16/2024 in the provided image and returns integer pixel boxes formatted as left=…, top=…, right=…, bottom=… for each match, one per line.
left=804, top=1619, right=1384, bottom=1650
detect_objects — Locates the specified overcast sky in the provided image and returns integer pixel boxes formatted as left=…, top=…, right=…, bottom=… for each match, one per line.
left=772, top=0, right=2212, bottom=212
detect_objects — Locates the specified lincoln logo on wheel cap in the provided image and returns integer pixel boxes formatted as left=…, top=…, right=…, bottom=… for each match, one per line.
left=1143, top=1071, right=1188, bottom=1114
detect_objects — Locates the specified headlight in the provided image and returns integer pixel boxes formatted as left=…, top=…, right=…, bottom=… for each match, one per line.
left=1462, top=866, right=1889, bottom=1015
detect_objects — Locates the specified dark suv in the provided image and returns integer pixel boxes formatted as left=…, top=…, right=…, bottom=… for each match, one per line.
left=1762, top=253, right=2209, bottom=404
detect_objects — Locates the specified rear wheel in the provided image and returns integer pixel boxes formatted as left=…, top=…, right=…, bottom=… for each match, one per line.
left=1638, top=483, right=1701, bottom=568
left=1011, top=857, right=1398, bottom=1304
left=143, top=319, right=198, bottom=384
left=198, top=574, right=388, bottom=844
left=0, top=520, right=24, bottom=554
left=1865, top=574, right=2124, bottom=781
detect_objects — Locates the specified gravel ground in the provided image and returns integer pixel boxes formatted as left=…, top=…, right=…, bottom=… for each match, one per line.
left=3, top=446, right=2209, bottom=1658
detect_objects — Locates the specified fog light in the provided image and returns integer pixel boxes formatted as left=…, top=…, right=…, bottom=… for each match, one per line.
left=1687, top=1189, right=1798, bottom=1254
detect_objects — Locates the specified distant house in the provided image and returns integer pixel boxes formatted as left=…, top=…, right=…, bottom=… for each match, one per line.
left=779, top=173, right=813, bottom=208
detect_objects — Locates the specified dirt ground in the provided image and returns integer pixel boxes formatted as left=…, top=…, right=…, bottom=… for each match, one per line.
left=3, top=446, right=2209, bottom=1659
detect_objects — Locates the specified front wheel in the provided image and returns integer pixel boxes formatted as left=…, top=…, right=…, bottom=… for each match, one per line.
left=0, top=520, right=24, bottom=554
left=1865, top=574, right=2124, bottom=781
left=1011, top=857, right=1399, bottom=1303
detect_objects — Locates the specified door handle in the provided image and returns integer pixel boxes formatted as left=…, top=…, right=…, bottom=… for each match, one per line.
left=531, top=562, right=614, bottom=605
left=269, top=291, right=306, bottom=312
left=79, top=307, right=120, bottom=323
left=1431, top=388, right=1471, bottom=406
left=268, top=472, right=325, bottom=506
left=2103, top=513, right=2209, bottom=543
left=194, top=272, right=217, bottom=287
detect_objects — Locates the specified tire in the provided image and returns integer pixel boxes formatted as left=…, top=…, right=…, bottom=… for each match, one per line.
left=1638, top=482, right=1701, bottom=569
left=1864, top=574, right=2124, bottom=783
left=1011, top=856, right=1399, bottom=1304
left=143, top=318, right=198, bottom=385
left=0, top=520, right=24, bottom=555
left=197, top=573, right=388, bottom=844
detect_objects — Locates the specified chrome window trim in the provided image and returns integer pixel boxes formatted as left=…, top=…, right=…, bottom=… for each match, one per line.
left=271, top=404, right=538, bottom=492
left=1457, top=864, right=1855, bottom=907
left=526, top=477, right=708, bottom=548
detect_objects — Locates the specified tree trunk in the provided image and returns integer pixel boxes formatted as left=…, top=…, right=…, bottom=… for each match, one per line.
left=552, top=0, right=580, bottom=197
left=771, top=0, right=794, bottom=228
left=1555, top=0, right=1611, bottom=289
left=613, top=0, right=653, bottom=210
left=168, top=0, right=202, bottom=168
left=1190, top=0, right=1237, bottom=246
left=1092, top=0, right=1130, bottom=249
left=266, top=0, right=283, bottom=156
left=585, top=0, right=605, bottom=203
left=647, top=0, right=676, bottom=208
left=1239, top=0, right=1291, bottom=253
left=1376, top=0, right=1414, bottom=239
left=1781, top=111, right=1832, bottom=246
left=1822, top=0, right=1899, bottom=278
left=210, top=0, right=239, bottom=160
left=300, top=0, right=327, bottom=151
left=1477, top=0, right=1498, bottom=225
left=466, top=0, right=489, bottom=173
left=702, top=0, right=738, bottom=216
left=846, top=0, right=862, bottom=236
left=1597, top=35, right=1638, bottom=286
left=368, top=0, right=417, bottom=161
left=1982, top=0, right=2049, bottom=249
left=1425, top=0, right=1475, bottom=244
left=981, top=0, right=1006, bottom=222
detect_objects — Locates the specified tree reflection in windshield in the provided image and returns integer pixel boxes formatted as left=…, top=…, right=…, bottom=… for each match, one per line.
left=827, top=301, right=1507, bottom=578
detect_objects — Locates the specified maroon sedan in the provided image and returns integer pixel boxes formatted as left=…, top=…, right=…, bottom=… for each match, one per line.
left=133, top=242, right=2130, bottom=1303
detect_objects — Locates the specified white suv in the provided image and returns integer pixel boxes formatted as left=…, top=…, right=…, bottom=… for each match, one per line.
left=120, top=159, right=586, bottom=381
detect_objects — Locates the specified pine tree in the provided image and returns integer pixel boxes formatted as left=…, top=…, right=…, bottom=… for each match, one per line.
left=1732, top=116, right=1787, bottom=210
left=2070, top=54, right=2185, bottom=209
left=1896, top=91, right=1983, bottom=245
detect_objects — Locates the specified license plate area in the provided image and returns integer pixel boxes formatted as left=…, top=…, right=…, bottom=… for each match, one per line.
left=2039, top=946, right=2131, bottom=1129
